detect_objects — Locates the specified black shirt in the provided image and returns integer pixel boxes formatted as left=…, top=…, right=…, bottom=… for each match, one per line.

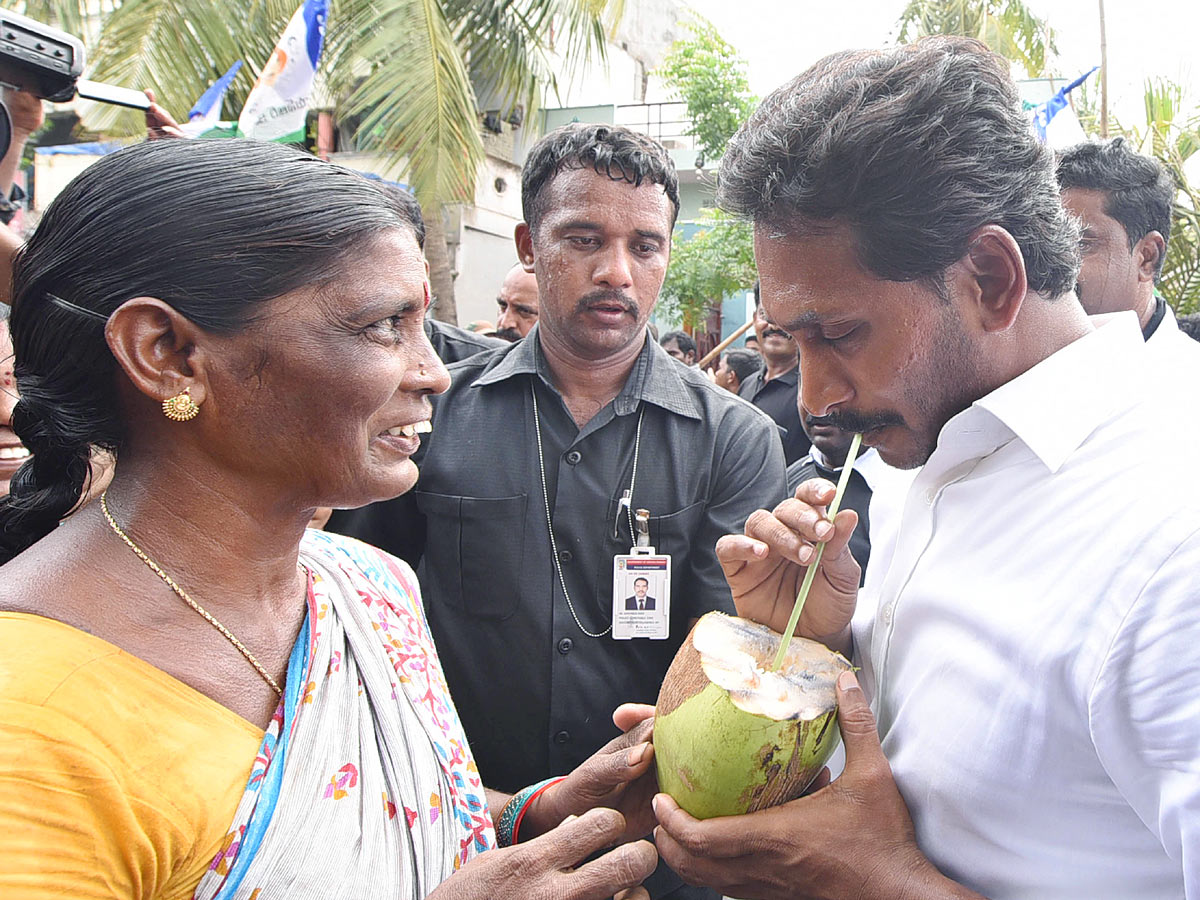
left=326, top=320, right=507, bottom=559
left=786, top=453, right=872, bottom=584
left=333, top=327, right=786, bottom=790
left=738, top=362, right=811, bottom=465
left=425, top=318, right=508, bottom=364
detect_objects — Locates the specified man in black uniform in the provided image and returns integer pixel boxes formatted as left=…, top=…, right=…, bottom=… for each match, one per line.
left=738, top=284, right=810, bottom=464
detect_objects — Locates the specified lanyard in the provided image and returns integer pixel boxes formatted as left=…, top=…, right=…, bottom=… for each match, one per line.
left=530, top=381, right=645, bottom=638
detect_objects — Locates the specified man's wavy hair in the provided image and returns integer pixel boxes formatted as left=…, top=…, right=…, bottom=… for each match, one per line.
left=718, top=37, right=1080, bottom=300
left=1057, top=137, right=1176, bottom=280
left=521, top=123, right=680, bottom=232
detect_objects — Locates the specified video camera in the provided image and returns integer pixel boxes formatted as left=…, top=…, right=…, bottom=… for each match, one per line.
left=0, top=8, right=151, bottom=158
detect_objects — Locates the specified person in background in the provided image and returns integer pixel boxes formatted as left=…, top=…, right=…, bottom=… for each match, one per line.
left=1177, top=311, right=1200, bottom=341
left=0, top=307, right=30, bottom=494
left=1057, top=138, right=1200, bottom=371
left=742, top=333, right=760, bottom=353
left=0, top=87, right=44, bottom=307
left=785, top=408, right=876, bottom=581
left=654, top=37, right=1200, bottom=900
left=712, top=348, right=759, bottom=395
left=0, top=138, right=659, bottom=900
left=659, top=330, right=696, bottom=365
left=738, top=284, right=809, bottom=464
left=495, top=263, right=540, bottom=341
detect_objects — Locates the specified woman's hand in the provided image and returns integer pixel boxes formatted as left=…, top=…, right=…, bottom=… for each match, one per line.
left=520, top=706, right=658, bottom=843
left=429, top=808, right=657, bottom=900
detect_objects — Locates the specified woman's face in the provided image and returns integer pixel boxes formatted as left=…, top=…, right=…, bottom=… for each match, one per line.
left=201, top=228, right=449, bottom=511
left=0, top=321, right=31, bottom=495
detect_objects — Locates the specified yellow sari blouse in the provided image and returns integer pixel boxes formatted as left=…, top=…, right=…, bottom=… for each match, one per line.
left=0, top=612, right=263, bottom=899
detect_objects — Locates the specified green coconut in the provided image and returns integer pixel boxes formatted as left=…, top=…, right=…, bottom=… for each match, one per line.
left=654, top=611, right=852, bottom=820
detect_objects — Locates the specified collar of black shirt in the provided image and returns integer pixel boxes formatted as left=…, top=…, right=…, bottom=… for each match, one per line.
left=471, top=323, right=701, bottom=420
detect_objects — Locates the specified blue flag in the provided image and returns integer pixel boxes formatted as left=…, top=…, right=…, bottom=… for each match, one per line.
left=1032, top=67, right=1099, bottom=142
left=187, top=61, right=243, bottom=126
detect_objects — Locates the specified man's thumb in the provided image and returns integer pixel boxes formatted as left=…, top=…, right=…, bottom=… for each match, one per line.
left=835, top=669, right=886, bottom=769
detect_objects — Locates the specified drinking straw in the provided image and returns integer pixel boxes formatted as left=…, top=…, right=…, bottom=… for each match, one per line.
left=770, top=432, right=863, bottom=671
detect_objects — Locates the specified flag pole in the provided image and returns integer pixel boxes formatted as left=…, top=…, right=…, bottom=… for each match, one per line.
left=696, top=318, right=755, bottom=369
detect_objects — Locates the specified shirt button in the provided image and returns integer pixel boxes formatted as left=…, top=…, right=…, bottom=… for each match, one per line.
left=925, top=488, right=937, bottom=505
left=558, top=549, right=573, bottom=563
left=554, top=730, right=571, bottom=745
left=882, top=605, right=895, bottom=625
left=557, top=637, right=574, bottom=654
left=565, top=450, right=582, bottom=465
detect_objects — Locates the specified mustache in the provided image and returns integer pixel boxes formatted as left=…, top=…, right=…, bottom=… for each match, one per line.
left=577, top=289, right=637, bottom=315
left=814, top=409, right=905, bottom=434
left=494, top=327, right=522, bottom=342
left=762, top=326, right=793, bottom=341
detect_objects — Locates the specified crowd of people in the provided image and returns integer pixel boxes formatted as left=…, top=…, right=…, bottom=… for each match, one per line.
left=0, top=33, right=1197, bottom=900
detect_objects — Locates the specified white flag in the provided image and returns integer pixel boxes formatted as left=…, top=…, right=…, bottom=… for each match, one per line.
left=236, top=0, right=327, bottom=142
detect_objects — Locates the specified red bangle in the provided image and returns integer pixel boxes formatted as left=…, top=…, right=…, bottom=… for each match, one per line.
left=511, top=776, right=567, bottom=844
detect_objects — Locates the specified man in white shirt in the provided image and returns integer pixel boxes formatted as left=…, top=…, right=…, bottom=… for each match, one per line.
left=653, top=37, right=1200, bottom=900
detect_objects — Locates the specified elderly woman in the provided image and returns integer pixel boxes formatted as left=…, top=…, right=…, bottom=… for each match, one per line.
left=0, top=139, right=657, bottom=899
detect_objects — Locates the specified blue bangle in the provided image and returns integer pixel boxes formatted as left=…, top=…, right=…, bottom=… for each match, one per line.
left=495, top=777, right=562, bottom=847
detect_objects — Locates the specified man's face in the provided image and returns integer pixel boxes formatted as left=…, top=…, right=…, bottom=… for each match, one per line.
left=517, top=167, right=673, bottom=361
left=634, top=579, right=648, bottom=598
left=800, top=406, right=856, bottom=468
left=1061, top=187, right=1147, bottom=316
left=753, top=302, right=798, bottom=366
left=755, top=222, right=985, bottom=470
left=714, top=356, right=738, bottom=392
left=662, top=339, right=695, bottom=365
left=495, top=266, right=540, bottom=341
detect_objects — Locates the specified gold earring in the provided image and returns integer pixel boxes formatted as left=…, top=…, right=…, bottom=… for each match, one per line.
left=162, top=388, right=200, bottom=422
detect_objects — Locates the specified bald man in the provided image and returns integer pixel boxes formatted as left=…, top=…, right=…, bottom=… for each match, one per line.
left=495, top=263, right=540, bottom=341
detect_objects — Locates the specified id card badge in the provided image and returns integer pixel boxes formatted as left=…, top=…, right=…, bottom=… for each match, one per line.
left=612, top=548, right=671, bottom=640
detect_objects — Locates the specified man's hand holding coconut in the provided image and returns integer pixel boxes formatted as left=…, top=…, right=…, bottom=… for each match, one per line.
left=650, top=479, right=985, bottom=900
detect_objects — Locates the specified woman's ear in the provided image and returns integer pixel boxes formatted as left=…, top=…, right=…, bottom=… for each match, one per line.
left=955, top=224, right=1029, bottom=333
left=105, top=297, right=211, bottom=408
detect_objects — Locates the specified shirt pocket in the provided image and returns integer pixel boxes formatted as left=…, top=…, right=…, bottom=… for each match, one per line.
left=596, top=500, right=706, bottom=617
left=415, top=491, right=527, bottom=620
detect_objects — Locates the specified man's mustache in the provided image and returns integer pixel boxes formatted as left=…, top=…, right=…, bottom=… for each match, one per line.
left=576, top=289, right=637, bottom=315
left=762, top=326, right=793, bottom=341
left=813, top=409, right=905, bottom=434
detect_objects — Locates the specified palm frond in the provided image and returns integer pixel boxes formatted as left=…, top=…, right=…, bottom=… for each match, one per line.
left=83, top=0, right=295, bottom=135
left=0, top=0, right=99, bottom=43
left=335, top=0, right=483, bottom=204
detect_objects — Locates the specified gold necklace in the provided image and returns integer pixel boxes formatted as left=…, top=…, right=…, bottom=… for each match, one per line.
left=100, top=491, right=285, bottom=697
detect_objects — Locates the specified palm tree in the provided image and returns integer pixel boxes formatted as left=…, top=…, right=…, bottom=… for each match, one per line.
left=895, top=0, right=1056, bottom=77
left=2, top=0, right=622, bottom=322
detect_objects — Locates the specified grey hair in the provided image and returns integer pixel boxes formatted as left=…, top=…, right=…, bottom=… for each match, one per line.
left=718, top=37, right=1080, bottom=299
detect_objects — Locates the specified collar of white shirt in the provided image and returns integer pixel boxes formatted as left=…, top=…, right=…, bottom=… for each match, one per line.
left=955, top=311, right=1146, bottom=474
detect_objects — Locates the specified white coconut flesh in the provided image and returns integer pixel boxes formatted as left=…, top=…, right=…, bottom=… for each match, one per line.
left=691, top=612, right=848, bottom=722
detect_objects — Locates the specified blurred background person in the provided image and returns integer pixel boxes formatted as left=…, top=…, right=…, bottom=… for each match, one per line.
left=494, top=262, right=539, bottom=341
left=659, top=330, right=696, bottom=365
left=738, top=284, right=809, bottom=464
left=0, top=307, right=30, bottom=494
left=712, top=348, right=759, bottom=395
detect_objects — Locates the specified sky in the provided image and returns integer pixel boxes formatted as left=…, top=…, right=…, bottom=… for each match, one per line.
left=680, top=0, right=1200, bottom=126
